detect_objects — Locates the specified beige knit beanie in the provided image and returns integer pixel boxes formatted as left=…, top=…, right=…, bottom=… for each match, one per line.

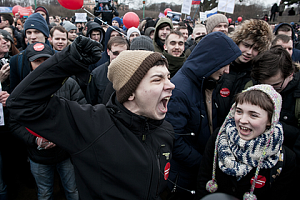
left=206, top=14, right=228, bottom=34
left=107, top=50, right=169, bottom=103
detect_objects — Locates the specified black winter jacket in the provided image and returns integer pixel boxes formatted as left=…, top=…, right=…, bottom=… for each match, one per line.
left=86, top=61, right=110, bottom=105
left=215, top=60, right=252, bottom=126
left=10, top=77, right=86, bottom=165
left=7, top=46, right=174, bottom=200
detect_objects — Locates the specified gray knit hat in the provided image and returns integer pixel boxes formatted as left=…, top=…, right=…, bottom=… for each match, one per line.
left=62, top=21, right=77, bottom=32
left=126, top=27, right=141, bottom=41
left=130, top=35, right=154, bottom=52
left=206, top=14, right=228, bottom=34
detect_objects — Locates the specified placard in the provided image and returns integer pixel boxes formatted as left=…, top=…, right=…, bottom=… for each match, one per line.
left=75, top=13, right=87, bottom=22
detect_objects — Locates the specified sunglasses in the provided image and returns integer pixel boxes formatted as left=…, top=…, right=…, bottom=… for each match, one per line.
left=111, top=51, right=121, bottom=56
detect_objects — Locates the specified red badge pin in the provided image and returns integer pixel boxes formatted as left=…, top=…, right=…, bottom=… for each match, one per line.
left=33, top=43, right=45, bottom=51
left=250, top=175, right=266, bottom=188
left=164, top=162, right=170, bottom=180
left=220, top=88, right=230, bottom=97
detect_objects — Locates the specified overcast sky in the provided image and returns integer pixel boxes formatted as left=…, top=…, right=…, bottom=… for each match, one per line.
left=148, top=0, right=282, bottom=9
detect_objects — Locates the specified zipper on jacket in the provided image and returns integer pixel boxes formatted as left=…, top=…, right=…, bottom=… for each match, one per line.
left=155, top=147, right=162, bottom=198
left=142, top=121, right=150, bottom=142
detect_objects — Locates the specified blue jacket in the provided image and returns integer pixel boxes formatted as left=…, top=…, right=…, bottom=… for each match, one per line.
left=165, top=32, right=241, bottom=192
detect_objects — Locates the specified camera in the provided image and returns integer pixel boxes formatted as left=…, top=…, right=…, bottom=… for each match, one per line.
left=0, top=58, right=8, bottom=67
left=94, top=0, right=115, bottom=16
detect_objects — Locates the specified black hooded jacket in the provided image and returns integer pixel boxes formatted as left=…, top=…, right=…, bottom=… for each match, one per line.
left=7, top=45, right=175, bottom=200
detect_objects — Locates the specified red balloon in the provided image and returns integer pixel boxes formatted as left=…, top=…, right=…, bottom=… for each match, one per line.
left=58, top=0, right=83, bottom=10
left=228, top=18, right=232, bottom=23
left=237, top=17, right=242, bottom=22
left=123, top=12, right=140, bottom=28
left=164, top=8, right=172, bottom=16
left=12, top=5, right=22, bottom=16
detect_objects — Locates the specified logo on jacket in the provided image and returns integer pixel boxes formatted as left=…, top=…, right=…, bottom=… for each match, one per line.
left=220, top=88, right=230, bottom=97
left=164, top=162, right=170, bottom=180
left=162, top=152, right=170, bottom=160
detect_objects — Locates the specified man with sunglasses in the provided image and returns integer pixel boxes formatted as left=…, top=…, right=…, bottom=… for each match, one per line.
left=86, top=36, right=129, bottom=105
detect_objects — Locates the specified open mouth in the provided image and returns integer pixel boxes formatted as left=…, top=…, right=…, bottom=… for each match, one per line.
left=239, top=125, right=252, bottom=135
left=158, top=97, right=170, bottom=113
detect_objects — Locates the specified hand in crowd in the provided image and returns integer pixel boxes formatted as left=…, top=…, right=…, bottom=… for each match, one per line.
left=36, top=137, right=56, bottom=150
left=0, top=63, right=10, bottom=83
left=70, top=36, right=103, bottom=65
left=0, top=91, right=9, bottom=107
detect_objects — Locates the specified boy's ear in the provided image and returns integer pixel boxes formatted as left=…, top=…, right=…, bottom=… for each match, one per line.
left=128, top=93, right=135, bottom=101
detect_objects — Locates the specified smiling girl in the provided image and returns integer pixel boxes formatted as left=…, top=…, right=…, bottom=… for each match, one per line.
left=196, top=84, right=296, bottom=200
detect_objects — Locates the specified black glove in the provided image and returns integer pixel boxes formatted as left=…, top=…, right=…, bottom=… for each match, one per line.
left=70, top=36, right=103, bottom=65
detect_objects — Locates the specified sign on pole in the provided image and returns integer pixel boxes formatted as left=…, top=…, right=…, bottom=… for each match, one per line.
left=181, top=0, right=192, bottom=15
left=75, top=13, right=87, bottom=22
left=217, top=0, right=235, bottom=14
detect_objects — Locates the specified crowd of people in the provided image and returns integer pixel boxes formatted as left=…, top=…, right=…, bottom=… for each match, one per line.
left=0, top=4, right=300, bottom=200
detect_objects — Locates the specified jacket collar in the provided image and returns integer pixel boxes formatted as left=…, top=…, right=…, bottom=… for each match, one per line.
left=106, top=92, right=164, bottom=134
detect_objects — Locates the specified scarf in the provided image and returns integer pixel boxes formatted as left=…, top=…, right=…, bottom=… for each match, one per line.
left=218, top=118, right=283, bottom=179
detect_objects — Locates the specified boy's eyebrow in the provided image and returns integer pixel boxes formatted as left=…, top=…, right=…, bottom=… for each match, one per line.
left=150, top=72, right=171, bottom=78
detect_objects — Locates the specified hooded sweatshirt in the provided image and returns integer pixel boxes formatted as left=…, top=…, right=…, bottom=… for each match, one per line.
left=153, top=18, right=173, bottom=53
left=165, top=32, right=241, bottom=192
left=273, top=23, right=300, bottom=62
left=86, top=21, right=105, bottom=47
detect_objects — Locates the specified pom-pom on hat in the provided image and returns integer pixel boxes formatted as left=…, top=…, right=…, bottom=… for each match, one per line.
left=107, top=50, right=168, bottom=103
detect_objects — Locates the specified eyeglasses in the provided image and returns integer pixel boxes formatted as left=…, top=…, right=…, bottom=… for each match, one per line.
left=272, top=78, right=286, bottom=90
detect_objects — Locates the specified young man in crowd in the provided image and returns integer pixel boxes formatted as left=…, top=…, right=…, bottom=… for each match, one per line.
left=126, top=27, right=141, bottom=44
left=216, top=19, right=273, bottom=126
left=10, top=42, right=84, bottom=200
left=86, top=36, right=129, bottom=105
left=185, top=24, right=207, bottom=57
left=206, top=14, right=229, bottom=35
left=247, top=46, right=298, bottom=153
left=163, top=30, right=186, bottom=78
left=7, top=36, right=175, bottom=200
left=10, top=13, right=53, bottom=92
left=272, top=34, right=293, bottom=57
left=49, top=26, right=69, bottom=51
left=86, top=21, right=105, bottom=46
left=62, top=21, right=78, bottom=42
left=165, top=31, right=241, bottom=200
left=88, top=26, right=122, bottom=71
left=273, top=23, right=300, bottom=61
left=177, top=26, right=189, bottom=42
left=153, top=17, right=173, bottom=53
left=0, top=13, right=13, bottom=29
